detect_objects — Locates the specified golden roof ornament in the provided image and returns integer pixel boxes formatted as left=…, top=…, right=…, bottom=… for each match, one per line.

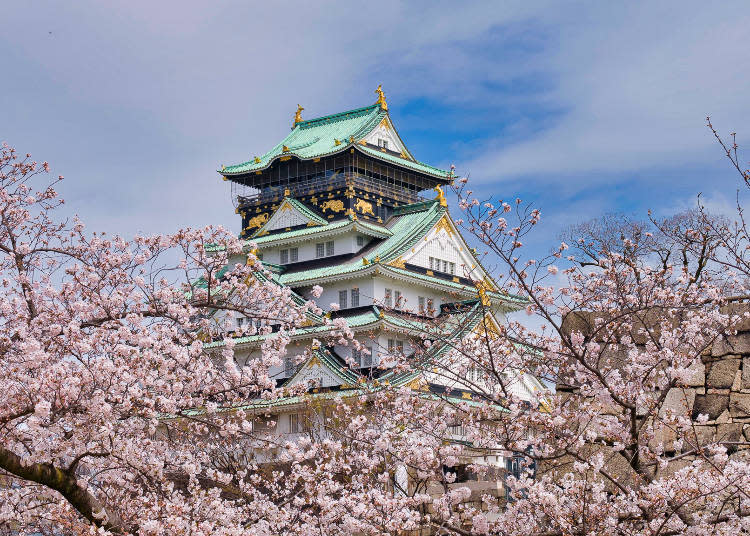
left=375, top=84, right=388, bottom=111
left=293, top=104, right=304, bottom=126
left=434, top=185, right=447, bottom=207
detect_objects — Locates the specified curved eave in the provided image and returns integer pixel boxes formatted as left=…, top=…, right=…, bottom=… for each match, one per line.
left=220, top=142, right=452, bottom=182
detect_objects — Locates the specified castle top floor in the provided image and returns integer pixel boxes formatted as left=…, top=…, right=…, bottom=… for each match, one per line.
left=219, top=88, right=454, bottom=219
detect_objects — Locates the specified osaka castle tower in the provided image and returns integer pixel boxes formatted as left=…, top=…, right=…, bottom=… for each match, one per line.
left=214, top=87, right=542, bottom=430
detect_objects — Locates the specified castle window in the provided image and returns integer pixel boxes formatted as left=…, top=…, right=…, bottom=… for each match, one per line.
left=378, top=138, right=389, bottom=150
left=284, top=356, right=295, bottom=377
left=427, top=298, right=435, bottom=316
left=353, top=347, right=373, bottom=368
left=279, top=248, right=297, bottom=264
left=429, top=256, right=456, bottom=275
left=338, top=290, right=348, bottom=309
left=289, top=413, right=306, bottom=434
left=351, top=288, right=360, bottom=307
left=316, top=243, right=325, bottom=258
left=326, top=240, right=335, bottom=256
left=394, top=290, right=402, bottom=309
left=418, top=296, right=425, bottom=314
left=356, top=235, right=365, bottom=247
left=384, top=288, right=392, bottom=308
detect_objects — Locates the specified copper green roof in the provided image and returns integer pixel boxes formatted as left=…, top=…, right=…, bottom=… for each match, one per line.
left=250, top=216, right=392, bottom=246
left=220, top=103, right=452, bottom=180
left=278, top=201, right=445, bottom=285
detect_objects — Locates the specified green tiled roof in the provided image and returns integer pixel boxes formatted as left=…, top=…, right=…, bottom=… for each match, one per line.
left=220, top=103, right=451, bottom=180
left=278, top=201, right=444, bottom=285
left=358, top=145, right=451, bottom=178
left=250, top=217, right=391, bottom=246
left=381, top=266, right=528, bottom=305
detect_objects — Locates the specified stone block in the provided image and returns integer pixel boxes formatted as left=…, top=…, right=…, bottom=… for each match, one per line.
left=717, top=423, right=743, bottom=442
left=659, top=388, right=696, bottom=418
left=684, top=425, right=715, bottom=449
left=743, top=357, right=750, bottom=390
left=721, top=302, right=750, bottom=332
left=729, top=392, right=750, bottom=417
left=712, top=336, right=750, bottom=356
left=656, top=457, right=694, bottom=480
left=744, top=424, right=750, bottom=442
left=684, top=361, right=706, bottom=387
left=692, top=394, right=729, bottom=420
left=732, top=369, right=742, bottom=391
left=706, top=358, right=741, bottom=389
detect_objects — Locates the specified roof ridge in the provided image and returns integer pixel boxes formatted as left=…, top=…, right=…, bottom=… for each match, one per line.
left=297, top=103, right=381, bottom=128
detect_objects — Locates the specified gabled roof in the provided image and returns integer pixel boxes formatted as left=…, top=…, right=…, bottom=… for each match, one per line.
left=277, top=201, right=445, bottom=285
left=250, top=216, right=392, bottom=246
left=253, top=197, right=328, bottom=237
left=220, top=103, right=452, bottom=180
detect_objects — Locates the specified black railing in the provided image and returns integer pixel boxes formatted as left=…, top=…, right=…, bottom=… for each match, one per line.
left=237, top=172, right=427, bottom=207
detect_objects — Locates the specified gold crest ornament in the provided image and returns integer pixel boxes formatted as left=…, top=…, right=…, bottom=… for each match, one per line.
left=375, top=84, right=388, bottom=111
left=293, top=104, right=304, bottom=126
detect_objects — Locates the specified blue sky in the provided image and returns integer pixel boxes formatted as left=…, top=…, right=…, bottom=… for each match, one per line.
left=3, top=1, right=750, bottom=260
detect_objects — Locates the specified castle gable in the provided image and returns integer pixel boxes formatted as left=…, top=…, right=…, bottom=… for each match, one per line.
left=254, top=198, right=327, bottom=236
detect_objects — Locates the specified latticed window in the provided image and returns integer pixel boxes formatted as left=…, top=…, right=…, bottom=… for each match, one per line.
left=326, top=240, right=334, bottom=256
left=284, top=356, right=295, bottom=377
left=316, top=243, right=325, bottom=258
left=338, top=290, right=348, bottom=309
left=280, top=249, right=289, bottom=264
left=289, top=247, right=298, bottom=262
left=289, top=413, right=304, bottom=434
left=394, top=290, right=402, bottom=309
left=418, top=296, right=425, bottom=314
left=384, top=288, right=392, bottom=308
left=351, top=288, right=360, bottom=307
left=354, top=347, right=373, bottom=368
left=356, top=235, right=365, bottom=246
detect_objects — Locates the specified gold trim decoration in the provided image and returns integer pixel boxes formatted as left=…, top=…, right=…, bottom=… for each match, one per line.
left=308, top=355, right=322, bottom=367
left=320, top=199, right=344, bottom=213
left=254, top=156, right=261, bottom=163
left=462, top=392, right=472, bottom=400
left=375, top=84, right=388, bottom=111
left=282, top=145, right=290, bottom=152
left=389, top=256, right=406, bottom=269
left=434, top=185, right=447, bottom=207
left=434, top=215, right=454, bottom=236
left=334, top=139, right=341, bottom=146
left=221, top=164, right=226, bottom=171
left=246, top=213, right=269, bottom=229
left=354, top=198, right=375, bottom=216
left=293, top=104, right=304, bottom=125
left=404, top=377, right=428, bottom=391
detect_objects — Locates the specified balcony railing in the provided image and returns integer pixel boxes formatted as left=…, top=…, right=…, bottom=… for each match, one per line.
left=237, top=172, right=427, bottom=207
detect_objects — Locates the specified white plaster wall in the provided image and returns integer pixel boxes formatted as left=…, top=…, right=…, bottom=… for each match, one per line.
left=372, top=275, right=450, bottom=316
left=257, top=231, right=363, bottom=265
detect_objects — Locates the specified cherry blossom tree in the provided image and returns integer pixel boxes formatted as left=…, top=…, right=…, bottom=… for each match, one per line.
left=0, top=143, right=338, bottom=535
